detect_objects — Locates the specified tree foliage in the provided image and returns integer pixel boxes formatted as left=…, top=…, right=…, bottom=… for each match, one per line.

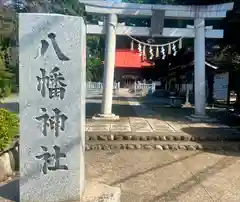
left=7, top=0, right=104, bottom=82
left=87, top=36, right=104, bottom=81
left=0, top=53, right=13, bottom=98
left=0, top=109, right=19, bottom=151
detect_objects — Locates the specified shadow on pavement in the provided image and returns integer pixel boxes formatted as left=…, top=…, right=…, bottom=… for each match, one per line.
left=0, top=98, right=134, bottom=118
left=110, top=151, right=202, bottom=186
left=148, top=156, right=237, bottom=202
left=0, top=179, right=19, bottom=202
left=144, top=102, right=240, bottom=128
left=86, top=96, right=136, bottom=101
left=86, top=102, right=136, bottom=118
left=181, top=126, right=240, bottom=157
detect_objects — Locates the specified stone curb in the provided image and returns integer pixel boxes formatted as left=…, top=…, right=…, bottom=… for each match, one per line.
left=86, top=132, right=240, bottom=142
left=85, top=142, right=240, bottom=152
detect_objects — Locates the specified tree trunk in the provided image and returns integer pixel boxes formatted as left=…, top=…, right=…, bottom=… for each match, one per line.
left=234, top=71, right=240, bottom=112
left=207, top=70, right=214, bottom=105
left=236, top=91, right=240, bottom=105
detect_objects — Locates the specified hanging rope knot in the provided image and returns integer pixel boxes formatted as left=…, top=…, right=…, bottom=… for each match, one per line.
left=138, top=43, right=142, bottom=56
left=149, top=46, right=154, bottom=59
left=161, top=46, right=166, bottom=59
left=172, top=44, right=177, bottom=56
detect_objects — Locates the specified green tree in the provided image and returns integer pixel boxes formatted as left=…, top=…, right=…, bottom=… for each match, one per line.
left=0, top=47, right=13, bottom=98
left=87, top=36, right=104, bottom=81
left=0, top=7, right=18, bottom=97
left=23, top=0, right=104, bottom=81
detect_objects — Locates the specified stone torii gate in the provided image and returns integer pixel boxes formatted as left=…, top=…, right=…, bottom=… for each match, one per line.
left=80, top=0, right=234, bottom=120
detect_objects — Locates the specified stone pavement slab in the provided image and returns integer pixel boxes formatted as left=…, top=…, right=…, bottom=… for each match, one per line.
left=88, top=126, right=110, bottom=132
left=111, top=123, right=131, bottom=132
left=131, top=123, right=153, bottom=132
left=86, top=150, right=240, bottom=202
left=86, top=117, right=177, bottom=133
left=85, top=117, right=239, bottom=137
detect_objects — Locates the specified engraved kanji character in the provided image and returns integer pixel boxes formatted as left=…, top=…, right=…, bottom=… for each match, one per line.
left=35, top=145, right=68, bottom=175
left=48, top=67, right=67, bottom=99
left=36, top=67, right=67, bottom=99
left=35, top=108, right=68, bottom=137
left=35, top=33, right=70, bottom=61
left=36, top=68, right=48, bottom=98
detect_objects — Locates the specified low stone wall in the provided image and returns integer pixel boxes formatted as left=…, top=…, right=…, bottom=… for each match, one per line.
left=85, top=142, right=240, bottom=152
left=86, top=131, right=240, bottom=142
left=0, top=139, right=19, bottom=182
left=85, top=131, right=240, bottom=152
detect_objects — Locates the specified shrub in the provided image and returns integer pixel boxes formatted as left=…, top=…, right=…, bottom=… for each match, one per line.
left=0, top=109, right=19, bottom=151
left=0, top=84, right=12, bottom=98
left=0, top=49, right=15, bottom=99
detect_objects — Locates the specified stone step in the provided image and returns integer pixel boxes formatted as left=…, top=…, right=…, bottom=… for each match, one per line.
left=86, top=131, right=240, bottom=142
left=85, top=140, right=240, bottom=152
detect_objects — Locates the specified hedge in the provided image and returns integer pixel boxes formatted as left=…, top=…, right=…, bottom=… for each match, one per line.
left=0, top=108, right=19, bottom=151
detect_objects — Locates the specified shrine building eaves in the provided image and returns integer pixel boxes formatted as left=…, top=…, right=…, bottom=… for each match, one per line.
left=79, top=1, right=234, bottom=19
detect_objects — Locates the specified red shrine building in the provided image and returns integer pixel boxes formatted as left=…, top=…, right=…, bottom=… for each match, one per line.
left=114, top=49, right=155, bottom=87
left=112, top=35, right=184, bottom=88
left=113, top=35, right=172, bottom=87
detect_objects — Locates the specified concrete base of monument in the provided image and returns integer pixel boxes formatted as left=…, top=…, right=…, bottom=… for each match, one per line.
left=186, top=114, right=217, bottom=122
left=92, top=113, right=120, bottom=121
left=82, top=181, right=121, bottom=202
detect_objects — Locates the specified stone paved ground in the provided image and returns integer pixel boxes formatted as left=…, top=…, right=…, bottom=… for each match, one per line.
left=86, top=89, right=239, bottom=136
left=86, top=150, right=240, bottom=202
left=86, top=117, right=235, bottom=134
left=143, top=98, right=240, bottom=129
left=1, top=91, right=240, bottom=201
left=2, top=92, right=239, bottom=134
left=2, top=151, right=240, bottom=202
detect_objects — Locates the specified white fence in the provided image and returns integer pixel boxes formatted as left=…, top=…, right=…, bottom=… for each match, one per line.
left=87, top=81, right=120, bottom=90
left=87, top=82, right=103, bottom=89
left=133, top=82, right=156, bottom=96
left=113, top=82, right=121, bottom=90
left=86, top=81, right=120, bottom=96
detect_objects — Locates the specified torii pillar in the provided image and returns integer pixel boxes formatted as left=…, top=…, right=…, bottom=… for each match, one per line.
left=194, top=18, right=206, bottom=117
left=93, top=13, right=119, bottom=120
left=189, top=17, right=216, bottom=121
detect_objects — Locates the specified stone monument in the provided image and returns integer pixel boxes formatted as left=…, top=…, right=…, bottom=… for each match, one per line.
left=19, top=13, right=86, bottom=202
